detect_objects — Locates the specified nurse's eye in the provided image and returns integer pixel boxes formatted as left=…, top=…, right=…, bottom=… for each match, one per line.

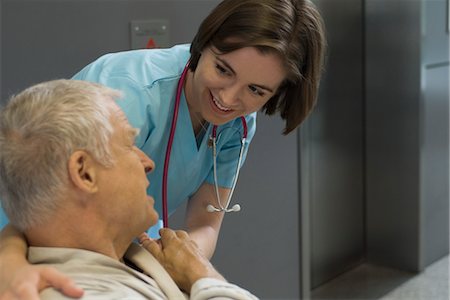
left=249, top=85, right=265, bottom=97
left=215, top=64, right=231, bottom=76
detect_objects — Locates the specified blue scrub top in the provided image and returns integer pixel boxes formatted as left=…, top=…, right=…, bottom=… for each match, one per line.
left=0, top=44, right=256, bottom=234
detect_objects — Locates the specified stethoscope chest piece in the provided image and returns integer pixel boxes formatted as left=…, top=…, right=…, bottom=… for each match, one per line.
left=207, top=137, right=214, bottom=148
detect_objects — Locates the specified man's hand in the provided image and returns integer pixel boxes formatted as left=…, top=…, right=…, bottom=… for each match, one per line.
left=139, top=229, right=225, bottom=293
left=0, top=265, right=84, bottom=300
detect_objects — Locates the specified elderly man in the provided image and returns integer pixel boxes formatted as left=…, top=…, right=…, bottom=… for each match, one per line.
left=0, top=80, right=257, bottom=299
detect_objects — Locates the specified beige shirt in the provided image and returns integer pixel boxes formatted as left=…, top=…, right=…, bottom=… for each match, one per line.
left=28, top=243, right=258, bottom=300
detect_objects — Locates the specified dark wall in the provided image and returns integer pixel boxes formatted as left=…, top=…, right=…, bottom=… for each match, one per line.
left=1, top=0, right=217, bottom=103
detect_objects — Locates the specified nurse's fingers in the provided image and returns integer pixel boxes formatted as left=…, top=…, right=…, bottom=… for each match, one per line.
left=159, top=228, right=189, bottom=241
left=140, top=238, right=162, bottom=258
left=158, top=228, right=178, bottom=246
left=0, top=266, right=83, bottom=300
left=39, top=267, right=84, bottom=298
left=175, top=230, right=189, bottom=240
left=138, top=232, right=152, bottom=244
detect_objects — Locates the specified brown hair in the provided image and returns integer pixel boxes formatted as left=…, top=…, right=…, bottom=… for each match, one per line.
left=190, top=0, right=326, bottom=134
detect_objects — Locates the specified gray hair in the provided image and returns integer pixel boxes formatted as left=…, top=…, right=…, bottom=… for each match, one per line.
left=0, top=79, right=122, bottom=231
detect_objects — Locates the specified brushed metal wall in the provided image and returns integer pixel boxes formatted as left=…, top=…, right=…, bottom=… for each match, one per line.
left=306, top=0, right=365, bottom=289
left=366, top=0, right=423, bottom=272
left=366, top=0, right=449, bottom=271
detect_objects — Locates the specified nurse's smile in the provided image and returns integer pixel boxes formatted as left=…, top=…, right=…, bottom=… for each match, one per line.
left=185, top=46, right=287, bottom=127
left=210, top=93, right=234, bottom=113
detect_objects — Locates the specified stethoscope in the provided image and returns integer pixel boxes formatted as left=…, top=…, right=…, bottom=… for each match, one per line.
left=162, top=63, right=247, bottom=227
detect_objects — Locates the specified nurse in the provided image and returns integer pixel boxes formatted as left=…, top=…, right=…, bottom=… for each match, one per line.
left=0, top=0, right=326, bottom=298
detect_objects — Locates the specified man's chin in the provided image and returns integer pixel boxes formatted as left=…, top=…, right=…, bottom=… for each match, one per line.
left=143, top=214, right=159, bottom=231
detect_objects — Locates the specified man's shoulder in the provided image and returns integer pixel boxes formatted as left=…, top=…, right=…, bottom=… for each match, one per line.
left=40, top=283, right=154, bottom=300
left=32, top=247, right=166, bottom=300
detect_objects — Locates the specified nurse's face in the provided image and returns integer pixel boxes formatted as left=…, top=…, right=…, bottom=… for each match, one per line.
left=186, top=46, right=287, bottom=126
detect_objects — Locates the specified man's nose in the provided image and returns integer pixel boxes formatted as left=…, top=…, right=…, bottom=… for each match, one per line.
left=134, top=146, right=155, bottom=173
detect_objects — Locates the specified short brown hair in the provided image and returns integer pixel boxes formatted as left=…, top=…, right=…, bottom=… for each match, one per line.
left=190, top=0, right=326, bottom=134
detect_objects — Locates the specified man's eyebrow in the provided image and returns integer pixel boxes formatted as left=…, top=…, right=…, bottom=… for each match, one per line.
left=126, top=127, right=140, bottom=140
left=216, top=57, right=275, bottom=93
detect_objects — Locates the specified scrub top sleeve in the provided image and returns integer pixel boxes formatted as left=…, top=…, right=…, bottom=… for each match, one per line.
left=0, top=204, right=9, bottom=230
left=72, top=54, right=113, bottom=82
left=72, top=58, right=154, bottom=149
left=205, top=113, right=256, bottom=188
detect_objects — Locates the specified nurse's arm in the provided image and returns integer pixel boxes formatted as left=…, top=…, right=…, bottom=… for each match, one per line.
left=0, top=225, right=83, bottom=299
left=184, top=182, right=230, bottom=259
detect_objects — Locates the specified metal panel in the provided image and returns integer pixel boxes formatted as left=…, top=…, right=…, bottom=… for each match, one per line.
left=365, top=0, right=423, bottom=272
left=366, top=0, right=449, bottom=272
left=423, top=0, right=450, bottom=64
left=299, top=119, right=312, bottom=299
left=308, top=0, right=365, bottom=288
left=421, top=64, right=450, bottom=267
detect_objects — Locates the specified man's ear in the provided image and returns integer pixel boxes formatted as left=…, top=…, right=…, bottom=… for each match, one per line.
left=68, top=151, right=99, bottom=193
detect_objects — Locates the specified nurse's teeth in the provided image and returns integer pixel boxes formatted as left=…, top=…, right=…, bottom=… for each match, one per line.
left=213, top=97, right=232, bottom=111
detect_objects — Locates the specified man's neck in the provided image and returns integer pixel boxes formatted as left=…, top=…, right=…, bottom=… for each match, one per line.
left=25, top=213, right=132, bottom=261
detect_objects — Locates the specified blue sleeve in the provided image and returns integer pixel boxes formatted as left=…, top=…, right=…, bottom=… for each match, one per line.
left=0, top=204, right=9, bottom=229
left=72, top=55, right=153, bottom=149
left=205, top=112, right=257, bottom=188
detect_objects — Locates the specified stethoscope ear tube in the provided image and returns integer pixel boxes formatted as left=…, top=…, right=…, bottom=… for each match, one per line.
left=162, top=63, right=190, bottom=228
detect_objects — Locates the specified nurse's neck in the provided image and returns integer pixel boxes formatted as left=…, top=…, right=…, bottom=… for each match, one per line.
left=184, top=69, right=207, bottom=136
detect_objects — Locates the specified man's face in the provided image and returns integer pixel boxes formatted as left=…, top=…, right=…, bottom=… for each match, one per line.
left=96, top=103, right=158, bottom=236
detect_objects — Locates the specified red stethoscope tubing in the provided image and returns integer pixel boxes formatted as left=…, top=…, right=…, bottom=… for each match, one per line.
left=162, top=63, right=247, bottom=228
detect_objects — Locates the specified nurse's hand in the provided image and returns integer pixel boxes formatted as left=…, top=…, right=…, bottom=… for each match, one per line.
left=139, top=229, right=225, bottom=293
left=0, top=224, right=84, bottom=299
left=0, top=265, right=84, bottom=300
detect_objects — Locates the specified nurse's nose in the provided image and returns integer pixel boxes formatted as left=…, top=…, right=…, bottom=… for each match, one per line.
left=219, top=84, right=241, bottom=107
left=134, top=146, right=155, bottom=173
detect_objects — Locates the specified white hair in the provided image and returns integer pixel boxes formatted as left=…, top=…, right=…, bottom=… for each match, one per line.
left=0, top=79, right=122, bottom=231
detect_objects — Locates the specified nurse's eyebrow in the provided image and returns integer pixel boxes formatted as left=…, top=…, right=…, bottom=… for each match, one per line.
left=216, top=57, right=236, bottom=76
left=216, top=56, right=275, bottom=93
